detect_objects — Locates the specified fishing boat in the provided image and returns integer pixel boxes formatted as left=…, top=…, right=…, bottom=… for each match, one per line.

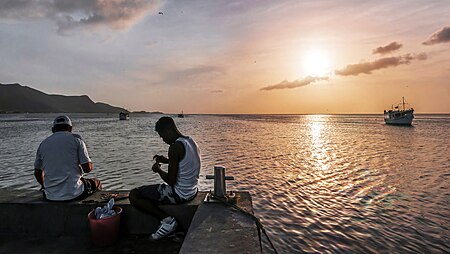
left=178, top=110, right=184, bottom=118
left=384, top=97, right=414, bottom=125
left=119, top=112, right=129, bottom=120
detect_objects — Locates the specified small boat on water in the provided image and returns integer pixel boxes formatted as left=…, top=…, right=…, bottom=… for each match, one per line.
left=384, top=97, right=414, bottom=125
left=178, top=111, right=184, bottom=118
left=119, top=112, right=129, bottom=120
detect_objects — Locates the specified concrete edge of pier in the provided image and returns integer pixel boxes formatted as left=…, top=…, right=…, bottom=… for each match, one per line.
left=0, top=188, right=261, bottom=254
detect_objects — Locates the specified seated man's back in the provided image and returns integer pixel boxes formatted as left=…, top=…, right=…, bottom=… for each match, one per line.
left=37, top=131, right=87, bottom=200
left=34, top=115, right=101, bottom=201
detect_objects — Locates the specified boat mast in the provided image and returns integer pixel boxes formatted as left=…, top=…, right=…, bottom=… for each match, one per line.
left=402, top=97, right=405, bottom=111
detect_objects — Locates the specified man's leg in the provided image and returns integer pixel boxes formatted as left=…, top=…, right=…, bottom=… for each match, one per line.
left=129, top=184, right=179, bottom=240
left=84, top=178, right=102, bottom=195
left=72, top=178, right=102, bottom=201
left=129, top=185, right=169, bottom=221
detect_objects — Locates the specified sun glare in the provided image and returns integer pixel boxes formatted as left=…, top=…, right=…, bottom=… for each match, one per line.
left=302, top=50, right=331, bottom=77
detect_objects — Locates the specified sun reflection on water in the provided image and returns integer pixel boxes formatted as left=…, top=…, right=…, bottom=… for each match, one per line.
left=307, top=115, right=331, bottom=171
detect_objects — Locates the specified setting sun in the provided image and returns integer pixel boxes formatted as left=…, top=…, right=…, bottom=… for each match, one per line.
left=302, top=49, right=331, bottom=77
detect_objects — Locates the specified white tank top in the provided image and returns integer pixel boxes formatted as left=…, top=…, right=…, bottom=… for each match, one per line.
left=174, top=137, right=201, bottom=199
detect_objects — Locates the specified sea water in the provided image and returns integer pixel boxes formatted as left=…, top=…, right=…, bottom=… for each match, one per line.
left=0, top=113, right=448, bottom=253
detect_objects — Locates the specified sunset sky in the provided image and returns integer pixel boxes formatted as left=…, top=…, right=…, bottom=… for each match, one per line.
left=0, top=0, right=449, bottom=114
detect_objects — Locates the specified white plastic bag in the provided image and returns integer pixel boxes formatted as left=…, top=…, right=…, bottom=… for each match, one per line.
left=94, top=198, right=116, bottom=219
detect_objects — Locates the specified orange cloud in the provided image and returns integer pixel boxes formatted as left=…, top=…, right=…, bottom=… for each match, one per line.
left=372, top=42, right=402, bottom=55
left=335, top=53, right=427, bottom=76
left=260, top=76, right=328, bottom=91
left=423, top=26, right=450, bottom=45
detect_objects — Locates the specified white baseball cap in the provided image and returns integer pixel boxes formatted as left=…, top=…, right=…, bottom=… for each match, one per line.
left=53, top=115, right=72, bottom=127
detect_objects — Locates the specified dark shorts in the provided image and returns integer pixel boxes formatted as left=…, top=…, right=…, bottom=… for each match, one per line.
left=133, top=184, right=197, bottom=205
left=43, top=177, right=102, bottom=202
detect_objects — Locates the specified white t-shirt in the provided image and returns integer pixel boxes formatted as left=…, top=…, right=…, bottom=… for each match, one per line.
left=174, top=137, right=201, bottom=199
left=34, top=131, right=91, bottom=201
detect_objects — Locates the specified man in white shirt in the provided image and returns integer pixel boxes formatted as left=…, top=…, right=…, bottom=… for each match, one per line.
left=34, top=115, right=102, bottom=201
left=129, top=116, right=201, bottom=240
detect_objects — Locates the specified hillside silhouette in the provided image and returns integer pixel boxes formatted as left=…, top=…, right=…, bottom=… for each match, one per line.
left=0, top=83, right=127, bottom=113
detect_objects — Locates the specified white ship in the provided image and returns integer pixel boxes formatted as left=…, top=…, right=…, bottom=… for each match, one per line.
left=384, top=97, right=414, bottom=125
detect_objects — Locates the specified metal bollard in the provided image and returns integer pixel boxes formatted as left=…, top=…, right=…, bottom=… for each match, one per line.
left=206, top=166, right=234, bottom=198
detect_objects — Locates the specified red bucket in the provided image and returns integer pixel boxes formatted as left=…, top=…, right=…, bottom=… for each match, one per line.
left=88, top=206, right=122, bottom=247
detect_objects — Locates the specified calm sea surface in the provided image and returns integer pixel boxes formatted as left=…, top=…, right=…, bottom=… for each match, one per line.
left=0, top=114, right=449, bottom=253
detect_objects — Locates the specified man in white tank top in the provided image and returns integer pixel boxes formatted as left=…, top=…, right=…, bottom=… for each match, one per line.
left=129, top=116, right=201, bottom=241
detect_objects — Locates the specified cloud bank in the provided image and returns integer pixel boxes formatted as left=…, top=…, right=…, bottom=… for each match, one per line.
left=372, top=42, right=402, bottom=55
left=260, top=76, right=328, bottom=91
left=0, top=0, right=160, bottom=33
left=167, top=65, right=225, bottom=79
left=335, top=53, right=427, bottom=76
left=423, top=26, right=450, bottom=45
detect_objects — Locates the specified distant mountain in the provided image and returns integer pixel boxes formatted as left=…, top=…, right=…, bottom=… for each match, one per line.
left=132, top=110, right=164, bottom=114
left=0, top=83, right=127, bottom=113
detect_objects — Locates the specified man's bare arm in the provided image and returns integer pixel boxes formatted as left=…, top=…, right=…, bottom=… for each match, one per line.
left=34, top=168, right=44, bottom=188
left=153, top=155, right=169, bottom=164
left=81, top=162, right=93, bottom=173
left=153, top=142, right=184, bottom=186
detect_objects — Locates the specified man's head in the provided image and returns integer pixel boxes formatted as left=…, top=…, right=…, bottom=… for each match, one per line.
left=155, top=116, right=181, bottom=144
left=52, top=115, right=73, bottom=133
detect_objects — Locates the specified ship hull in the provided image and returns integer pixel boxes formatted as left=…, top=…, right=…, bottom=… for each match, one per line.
left=384, top=110, right=414, bottom=125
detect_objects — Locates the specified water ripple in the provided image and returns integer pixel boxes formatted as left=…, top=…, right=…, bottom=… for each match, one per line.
left=0, top=113, right=449, bottom=253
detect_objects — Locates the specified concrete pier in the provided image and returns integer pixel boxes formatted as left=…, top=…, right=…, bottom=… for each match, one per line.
left=181, top=192, right=261, bottom=253
left=0, top=188, right=203, bottom=236
left=0, top=188, right=260, bottom=253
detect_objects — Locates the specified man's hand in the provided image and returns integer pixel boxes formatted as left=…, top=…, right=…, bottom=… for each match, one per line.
left=152, top=162, right=161, bottom=173
left=153, top=155, right=169, bottom=164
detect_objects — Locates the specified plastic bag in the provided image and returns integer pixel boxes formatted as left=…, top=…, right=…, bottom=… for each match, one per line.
left=94, top=198, right=116, bottom=219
